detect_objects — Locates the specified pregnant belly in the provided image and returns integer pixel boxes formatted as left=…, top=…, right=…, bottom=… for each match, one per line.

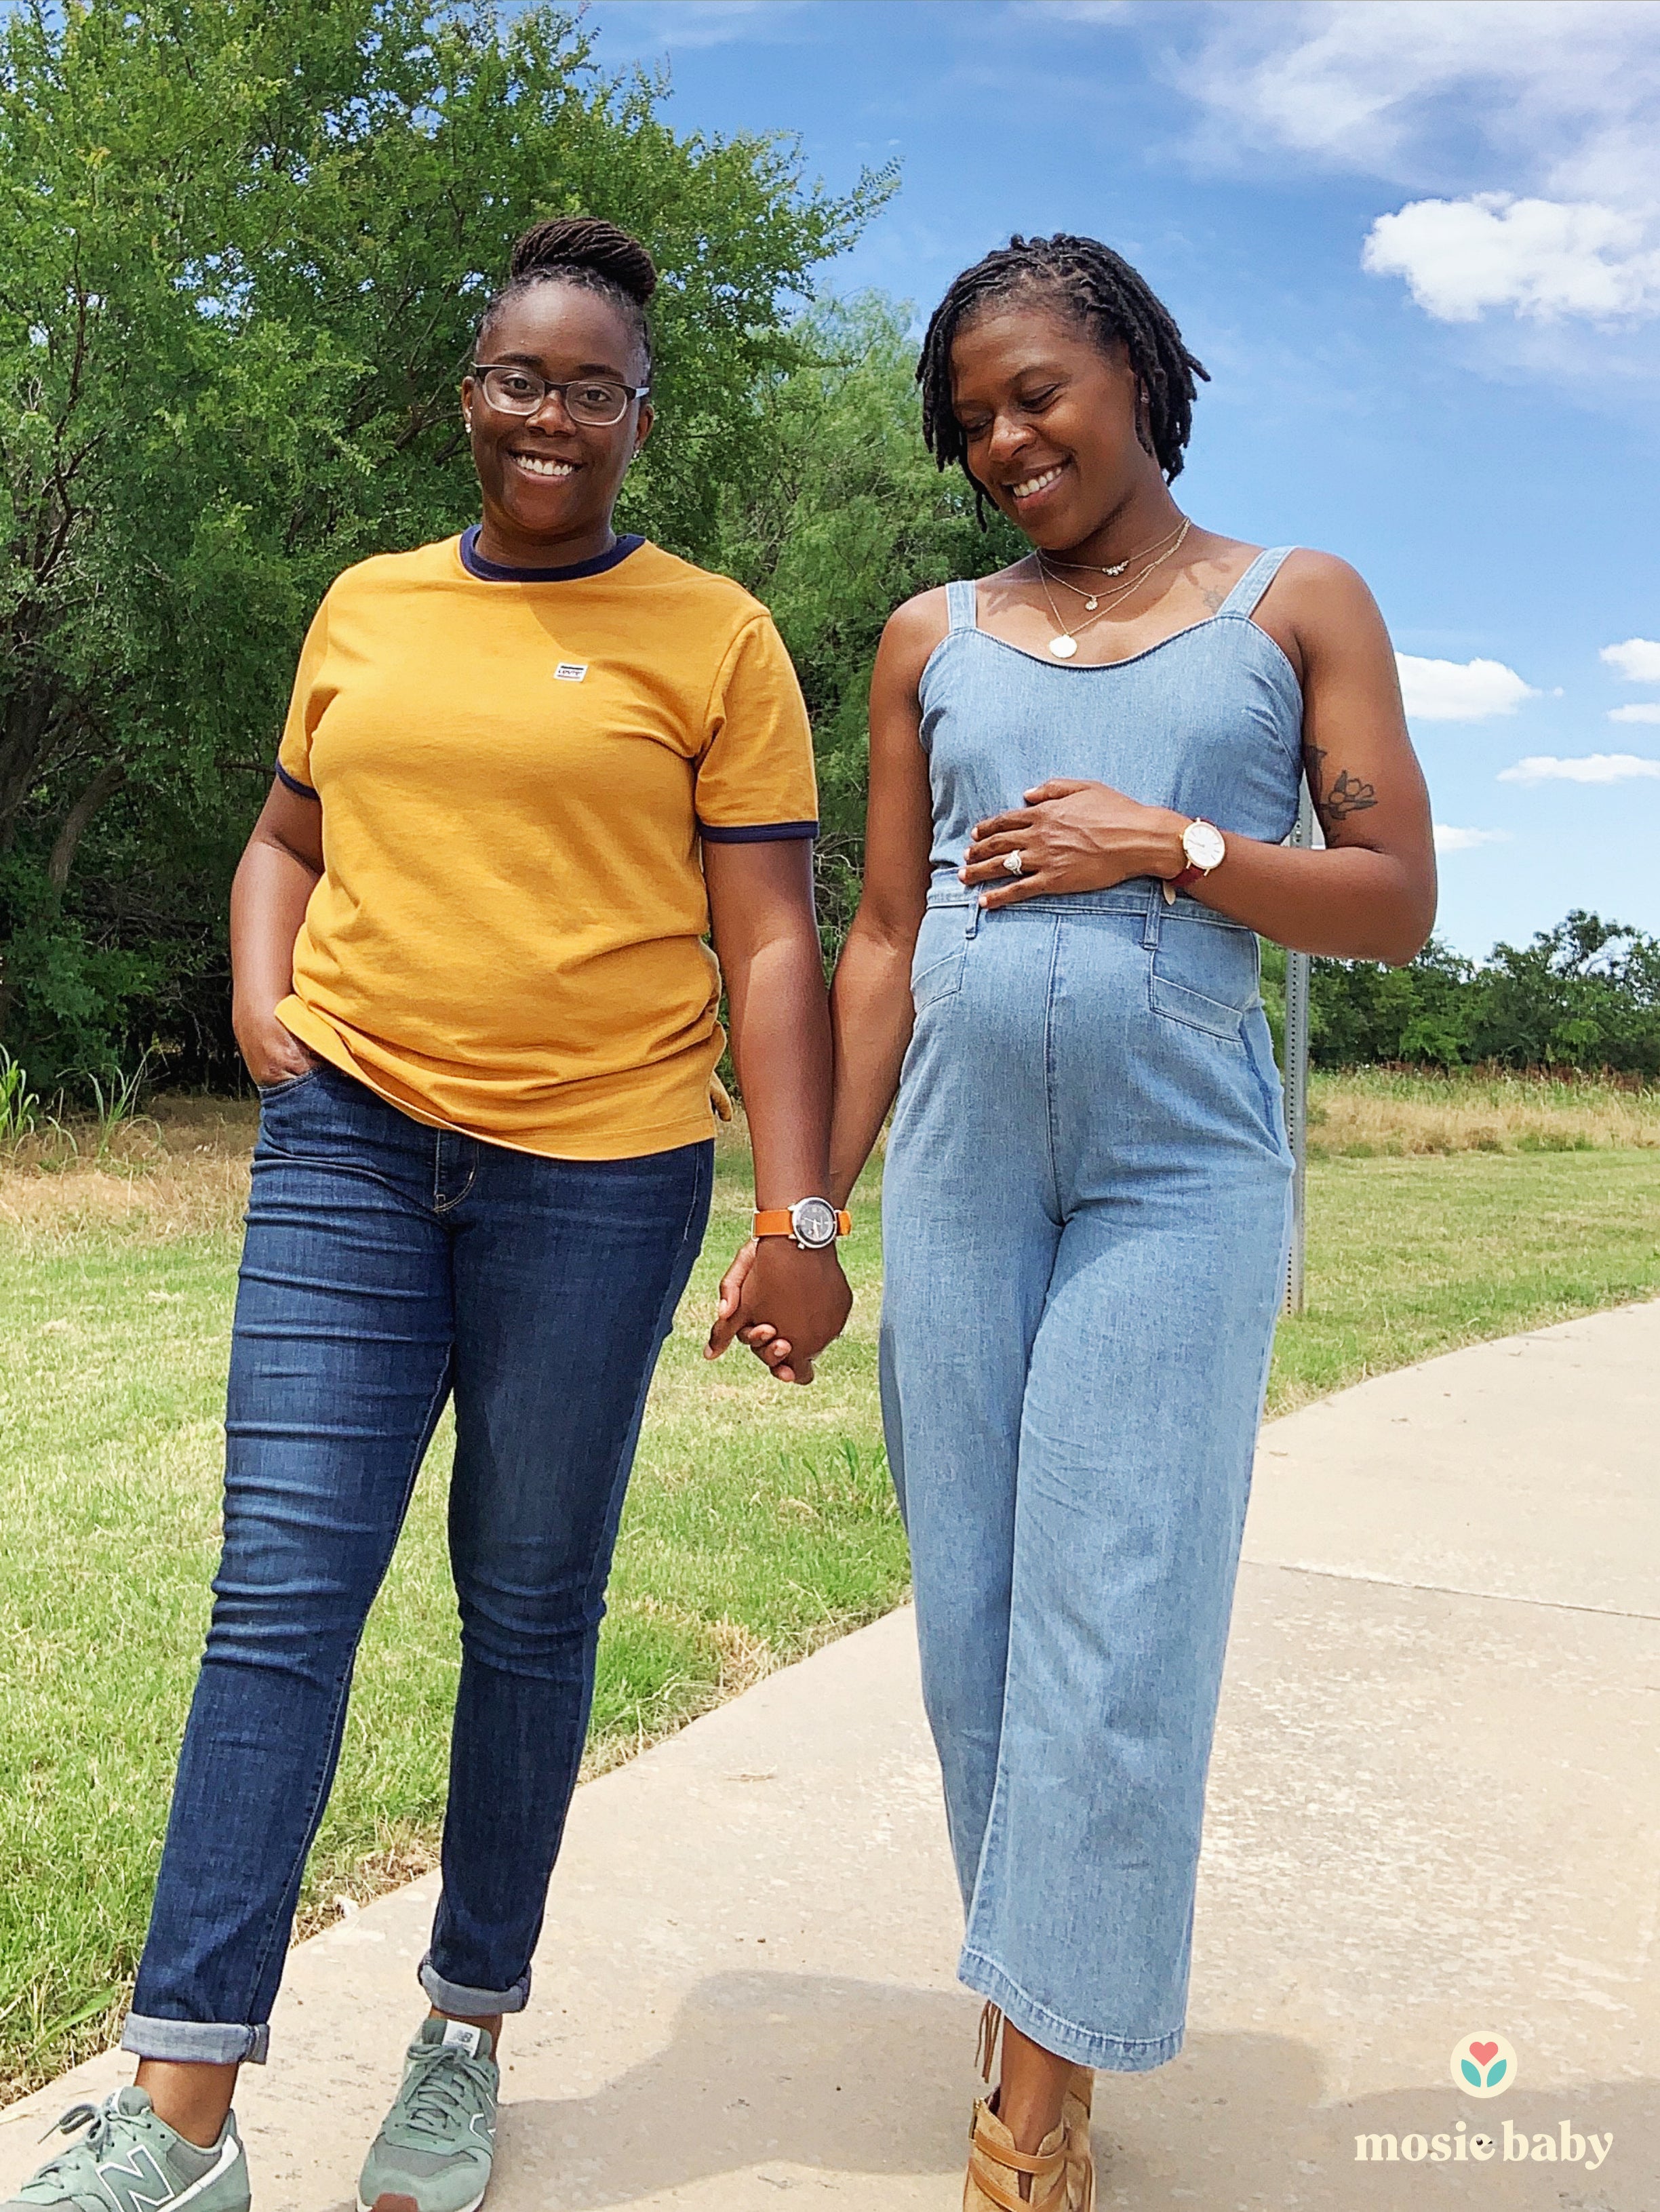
left=908, top=901, right=1264, bottom=1058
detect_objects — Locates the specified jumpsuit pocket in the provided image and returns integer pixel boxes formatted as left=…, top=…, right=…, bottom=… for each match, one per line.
left=911, top=906, right=969, bottom=1013
left=1147, top=922, right=1259, bottom=1043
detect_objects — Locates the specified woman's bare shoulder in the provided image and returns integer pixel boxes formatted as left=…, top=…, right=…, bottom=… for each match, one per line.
left=884, top=582, right=951, bottom=646
left=875, top=584, right=953, bottom=691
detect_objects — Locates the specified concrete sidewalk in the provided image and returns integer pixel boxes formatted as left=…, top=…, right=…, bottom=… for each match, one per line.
left=3, top=1304, right=1657, bottom=2209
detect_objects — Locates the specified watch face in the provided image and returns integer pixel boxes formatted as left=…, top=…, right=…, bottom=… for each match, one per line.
left=792, top=1197, right=839, bottom=1249
left=1184, top=820, right=1226, bottom=872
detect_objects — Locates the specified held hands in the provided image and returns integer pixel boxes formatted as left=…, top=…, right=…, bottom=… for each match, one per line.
left=961, top=780, right=1188, bottom=910
left=705, top=1235, right=851, bottom=1386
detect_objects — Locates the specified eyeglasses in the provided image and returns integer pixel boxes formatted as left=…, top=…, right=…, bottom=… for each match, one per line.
left=471, top=365, right=650, bottom=427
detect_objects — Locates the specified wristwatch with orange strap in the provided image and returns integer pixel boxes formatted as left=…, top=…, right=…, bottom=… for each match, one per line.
left=751, top=1197, right=851, bottom=1251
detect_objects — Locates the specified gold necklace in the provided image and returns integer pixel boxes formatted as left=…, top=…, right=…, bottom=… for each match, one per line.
left=1034, top=518, right=1191, bottom=658
left=1038, top=518, right=1188, bottom=607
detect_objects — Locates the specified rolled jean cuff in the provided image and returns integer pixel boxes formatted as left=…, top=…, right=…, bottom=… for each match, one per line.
left=120, top=2013, right=271, bottom=2066
left=418, top=1953, right=530, bottom=2017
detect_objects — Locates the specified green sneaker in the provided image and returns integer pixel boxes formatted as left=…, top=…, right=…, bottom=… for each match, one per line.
left=3, top=2086, right=248, bottom=2211
left=357, top=2020, right=499, bottom=2212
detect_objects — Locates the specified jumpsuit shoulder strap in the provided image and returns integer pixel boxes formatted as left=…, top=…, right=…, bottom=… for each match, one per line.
left=945, top=577, right=981, bottom=631
left=1217, top=546, right=1296, bottom=620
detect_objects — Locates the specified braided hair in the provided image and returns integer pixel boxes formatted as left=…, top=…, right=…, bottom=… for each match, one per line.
left=916, top=234, right=1208, bottom=520
left=479, top=216, right=657, bottom=376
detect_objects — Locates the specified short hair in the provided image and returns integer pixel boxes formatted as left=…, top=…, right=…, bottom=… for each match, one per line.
left=479, top=216, right=656, bottom=376
left=916, top=233, right=1209, bottom=520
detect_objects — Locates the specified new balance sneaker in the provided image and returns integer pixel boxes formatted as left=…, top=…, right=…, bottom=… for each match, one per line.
left=3, top=2086, right=248, bottom=2211
left=357, top=2019, right=498, bottom=2212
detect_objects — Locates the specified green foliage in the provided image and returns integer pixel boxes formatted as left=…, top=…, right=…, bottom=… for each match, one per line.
left=1280, top=911, right=1660, bottom=1077
left=0, top=0, right=890, bottom=1089
left=0, top=1045, right=37, bottom=1143
left=709, top=294, right=1023, bottom=947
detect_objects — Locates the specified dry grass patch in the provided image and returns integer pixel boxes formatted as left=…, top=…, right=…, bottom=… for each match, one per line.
left=1307, top=1067, right=1660, bottom=1158
left=0, top=1096, right=255, bottom=1244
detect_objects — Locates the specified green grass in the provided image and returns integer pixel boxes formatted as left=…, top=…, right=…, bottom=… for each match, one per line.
left=3, top=1090, right=1660, bottom=2097
left=1273, top=1149, right=1660, bottom=1411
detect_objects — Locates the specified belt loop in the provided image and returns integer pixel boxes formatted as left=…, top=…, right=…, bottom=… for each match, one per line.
left=964, top=898, right=983, bottom=940
left=1141, top=881, right=1162, bottom=950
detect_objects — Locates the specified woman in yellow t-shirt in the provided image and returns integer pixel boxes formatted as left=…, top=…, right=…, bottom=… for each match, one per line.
left=41, top=220, right=852, bottom=2212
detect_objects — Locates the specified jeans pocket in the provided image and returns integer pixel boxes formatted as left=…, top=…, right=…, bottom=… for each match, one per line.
left=1147, top=925, right=1258, bottom=1042
left=911, top=908, right=969, bottom=1013
left=256, top=1063, right=325, bottom=1100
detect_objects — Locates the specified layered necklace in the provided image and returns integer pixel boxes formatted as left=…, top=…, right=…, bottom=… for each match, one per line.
left=1033, top=516, right=1191, bottom=659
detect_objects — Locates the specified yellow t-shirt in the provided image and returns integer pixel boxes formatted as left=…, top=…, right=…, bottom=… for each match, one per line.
left=275, top=530, right=816, bottom=1159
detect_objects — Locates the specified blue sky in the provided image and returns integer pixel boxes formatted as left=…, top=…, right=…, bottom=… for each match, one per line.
left=583, top=0, right=1660, bottom=957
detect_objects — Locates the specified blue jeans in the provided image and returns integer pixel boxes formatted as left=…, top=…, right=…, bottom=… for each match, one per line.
left=123, top=1064, right=711, bottom=2064
left=880, top=891, right=1292, bottom=2072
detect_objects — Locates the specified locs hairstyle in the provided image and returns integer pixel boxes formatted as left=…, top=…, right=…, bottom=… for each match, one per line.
left=915, top=233, right=1210, bottom=523
left=478, top=215, right=658, bottom=376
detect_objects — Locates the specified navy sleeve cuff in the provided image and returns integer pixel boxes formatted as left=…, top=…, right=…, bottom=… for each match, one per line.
left=696, top=818, right=818, bottom=844
left=275, top=759, right=319, bottom=799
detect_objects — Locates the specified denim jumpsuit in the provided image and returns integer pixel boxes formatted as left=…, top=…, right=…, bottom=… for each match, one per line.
left=880, top=550, right=1299, bottom=2072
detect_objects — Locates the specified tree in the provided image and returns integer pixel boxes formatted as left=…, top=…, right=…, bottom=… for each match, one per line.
left=1469, top=910, right=1660, bottom=1074
left=0, top=0, right=889, bottom=1085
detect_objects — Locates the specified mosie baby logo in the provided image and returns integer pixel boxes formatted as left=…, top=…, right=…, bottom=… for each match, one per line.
left=1353, top=2034, right=1613, bottom=2171
left=1452, top=2032, right=1516, bottom=2099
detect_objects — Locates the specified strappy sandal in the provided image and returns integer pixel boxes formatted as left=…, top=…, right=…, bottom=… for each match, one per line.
left=964, top=2097, right=1068, bottom=2212
left=975, top=2003, right=1095, bottom=2212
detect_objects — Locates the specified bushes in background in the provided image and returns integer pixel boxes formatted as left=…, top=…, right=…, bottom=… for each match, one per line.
left=1261, top=912, right=1660, bottom=1077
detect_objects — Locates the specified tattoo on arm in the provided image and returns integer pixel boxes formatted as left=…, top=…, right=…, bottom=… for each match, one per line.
left=1326, top=769, right=1379, bottom=820
left=1303, top=742, right=1379, bottom=831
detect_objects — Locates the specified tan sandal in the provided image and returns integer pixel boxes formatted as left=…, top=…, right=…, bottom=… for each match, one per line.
left=975, top=2003, right=1096, bottom=2212
left=964, top=2097, right=1068, bottom=2212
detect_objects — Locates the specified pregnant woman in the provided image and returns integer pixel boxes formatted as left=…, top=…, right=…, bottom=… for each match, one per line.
left=10, top=218, right=848, bottom=2212
left=825, top=234, right=1436, bottom=2209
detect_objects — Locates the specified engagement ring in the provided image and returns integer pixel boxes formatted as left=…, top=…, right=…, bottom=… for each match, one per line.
left=1003, top=849, right=1025, bottom=877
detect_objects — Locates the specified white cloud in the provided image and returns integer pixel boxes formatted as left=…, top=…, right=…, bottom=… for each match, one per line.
left=1396, top=653, right=1539, bottom=721
left=1170, top=3, right=1660, bottom=327
left=1174, top=3, right=1660, bottom=183
left=1434, top=824, right=1511, bottom=852
left=1610, top=703, right=1660, bottom=725
left=1362, top=194, right=1660, bottom=323
left=1499, top=753, right=1660, bottom=784
left=1602, top=638, right=1660, bottom=683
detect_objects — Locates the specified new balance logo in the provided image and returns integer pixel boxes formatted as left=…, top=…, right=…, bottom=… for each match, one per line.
left=94, top=2140, right=173, bottom=2211
left=97, top=2135, right=241, bottom=2211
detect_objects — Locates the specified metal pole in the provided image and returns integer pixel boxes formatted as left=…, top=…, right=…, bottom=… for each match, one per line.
left=1283, top=781, right=1313, bottom=1316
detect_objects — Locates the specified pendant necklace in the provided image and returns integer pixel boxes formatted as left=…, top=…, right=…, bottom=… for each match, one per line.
left=1038, top=518, right=1189, bottom=610
left=1035, top=517, right=1191, bottom=658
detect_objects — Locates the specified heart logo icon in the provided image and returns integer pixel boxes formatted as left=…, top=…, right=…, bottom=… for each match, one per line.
left=1469, top=2042, right=1499, bottom=2066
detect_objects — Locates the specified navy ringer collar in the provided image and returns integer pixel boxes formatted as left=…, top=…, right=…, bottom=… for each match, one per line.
left=459, top=524, right=644, bottom=583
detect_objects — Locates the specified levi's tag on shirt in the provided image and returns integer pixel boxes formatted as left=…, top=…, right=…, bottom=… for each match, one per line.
left=554, top=662, right=588, bottom=683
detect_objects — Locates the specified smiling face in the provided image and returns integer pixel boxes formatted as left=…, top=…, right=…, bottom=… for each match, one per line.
left=462, top=280, right=652, bottom=564
left=948, top=297, right=1168, bottom=554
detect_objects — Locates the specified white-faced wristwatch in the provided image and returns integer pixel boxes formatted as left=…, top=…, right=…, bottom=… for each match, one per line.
left=751, top=1198, right=852, bottom=1251
left=1162, top=818, right=1227, bottom=904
